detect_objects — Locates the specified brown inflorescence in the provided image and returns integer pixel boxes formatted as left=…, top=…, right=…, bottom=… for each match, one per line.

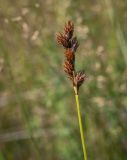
left=56, top=21, right=86, bottom=93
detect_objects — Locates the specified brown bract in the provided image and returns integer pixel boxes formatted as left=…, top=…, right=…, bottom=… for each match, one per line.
left=64, top=49, right=75, bottom=63
left=56, top=21, right=86, bottom=93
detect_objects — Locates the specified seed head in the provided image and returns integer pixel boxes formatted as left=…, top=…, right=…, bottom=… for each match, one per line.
left=56, top=21, right=86, bottom=93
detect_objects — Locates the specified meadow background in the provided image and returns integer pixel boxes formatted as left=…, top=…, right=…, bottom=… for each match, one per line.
left=0, top=0, right=127, bottom=159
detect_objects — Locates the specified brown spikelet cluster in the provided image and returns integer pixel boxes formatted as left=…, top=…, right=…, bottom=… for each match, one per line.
left=56, top=21, right=86, bottom=94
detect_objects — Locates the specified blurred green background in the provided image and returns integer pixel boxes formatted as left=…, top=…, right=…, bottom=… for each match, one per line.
left=0, top=0, right=127, bottom=160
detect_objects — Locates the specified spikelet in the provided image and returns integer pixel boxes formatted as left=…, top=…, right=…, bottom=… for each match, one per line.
left=64, top=61, right=74, bottom=81
left=64, top=21, right=74, bottom=40
left=74, top=71, right=86, bottom=90
left=64, top=49, right=75, bottom=63
left=56, top=32, right=69, bottom=48
left=71, top=37, right=79, bottom=52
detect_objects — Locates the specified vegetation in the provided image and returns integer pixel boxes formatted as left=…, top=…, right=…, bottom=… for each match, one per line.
left=0, top=0, right=127, bottom=160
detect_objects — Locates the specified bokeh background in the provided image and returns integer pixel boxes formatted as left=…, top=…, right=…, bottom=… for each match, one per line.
left=0, top=0, right=127, bottom=160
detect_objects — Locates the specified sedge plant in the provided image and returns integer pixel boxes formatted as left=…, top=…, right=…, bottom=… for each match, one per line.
left=56, top=21, right=87, bottom=160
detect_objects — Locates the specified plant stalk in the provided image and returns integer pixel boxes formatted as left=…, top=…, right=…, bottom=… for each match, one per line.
left=74, top=87, right=88, bottom=160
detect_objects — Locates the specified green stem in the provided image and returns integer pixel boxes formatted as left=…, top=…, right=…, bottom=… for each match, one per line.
left=74, top=87, right=88, bottom=160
